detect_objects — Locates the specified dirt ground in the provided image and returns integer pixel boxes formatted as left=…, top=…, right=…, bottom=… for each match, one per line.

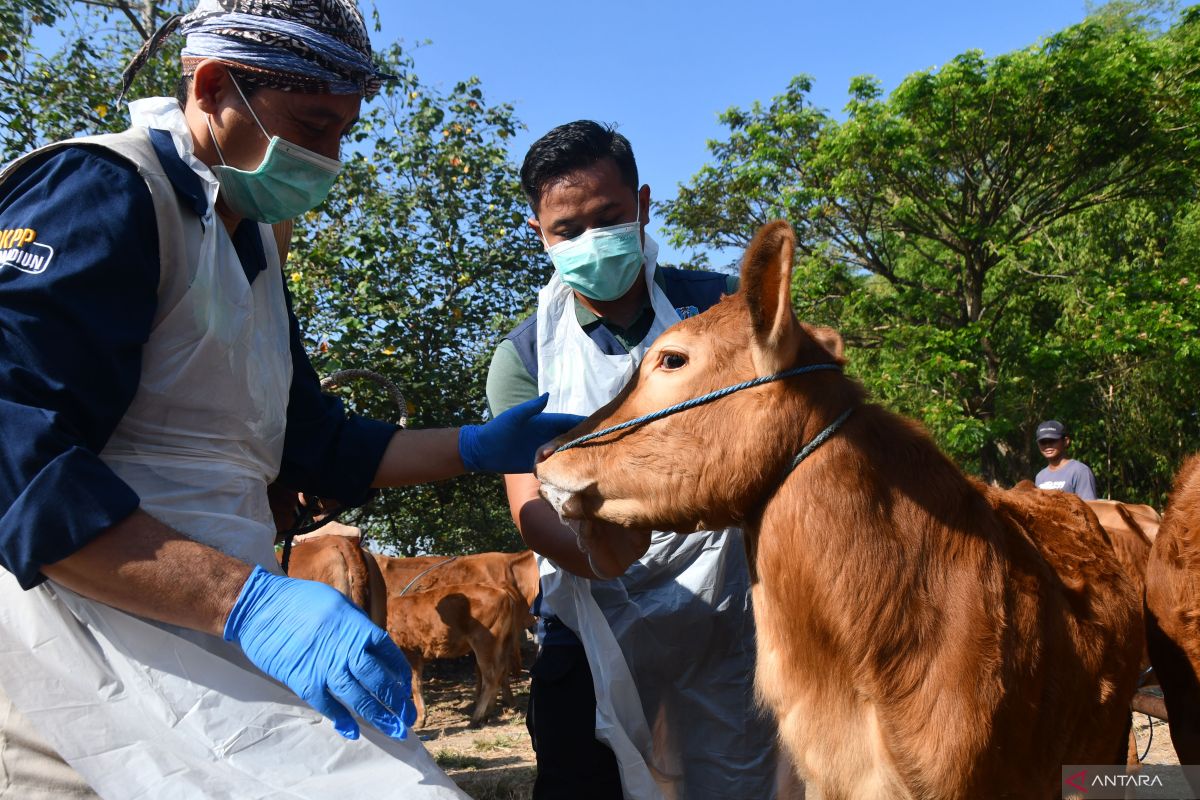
left=416, top=651, right=537, bottom=800
left=1132, top=686, right=1190, bottom=797
left=1137, top=688, right=1179, bottom=767
left=416, top=655, right=1184, bottom=800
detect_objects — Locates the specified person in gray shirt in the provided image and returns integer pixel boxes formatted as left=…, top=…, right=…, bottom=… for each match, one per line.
left=1033, top=419, right=1098, bottom=500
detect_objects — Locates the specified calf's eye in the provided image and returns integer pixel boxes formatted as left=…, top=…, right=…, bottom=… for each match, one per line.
left=661, top=353, right=688, bottom=370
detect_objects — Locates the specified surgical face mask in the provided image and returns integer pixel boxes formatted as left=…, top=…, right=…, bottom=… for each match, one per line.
left=543, top=205, right=644, bottom=302
left=206, top=77, right=342, bottom=225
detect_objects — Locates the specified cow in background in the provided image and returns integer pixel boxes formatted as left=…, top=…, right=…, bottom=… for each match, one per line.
left=266, top=483, right=387, bottom=627
left=377, top=550, right=538, bottom=678
left=1010, top=492, right=1159, bottom=599
left=386, top=583, right=520, bottom=728
left=377, top=550, right=538, bottom=608
left=280, top=532, right=388, bottom=629
left=1145, top=455, right=1200, bottom=766
left=1087, top=499, right=1160, bottom=585
left=537, top=221, right=1142, bottom=800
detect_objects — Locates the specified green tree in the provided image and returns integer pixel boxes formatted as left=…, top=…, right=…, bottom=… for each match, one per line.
left=0, top=1, right=183, bottom=160
left=663, top=7, right=1200, bottom=501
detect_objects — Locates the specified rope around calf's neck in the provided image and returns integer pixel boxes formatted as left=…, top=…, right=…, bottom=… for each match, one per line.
left=789, top=407, right=855, bottom=472
left=553, top=362, right=845, bottom=453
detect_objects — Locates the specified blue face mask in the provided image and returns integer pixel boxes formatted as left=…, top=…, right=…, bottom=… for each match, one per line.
left=543, top=205, right=644, bottom=302
left=207, top=77, right=342, bottom=225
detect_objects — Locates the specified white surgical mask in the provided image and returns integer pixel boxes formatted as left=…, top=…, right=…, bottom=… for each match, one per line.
left=542, top=204, right=644, bottom=302
left=206, top=76, right=342, bottom=224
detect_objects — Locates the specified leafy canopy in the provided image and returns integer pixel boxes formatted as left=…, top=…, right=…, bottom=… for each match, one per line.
left=663, top=7, right=1200, bottom=502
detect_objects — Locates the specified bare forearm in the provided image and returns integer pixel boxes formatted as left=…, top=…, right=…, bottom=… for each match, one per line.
left=371, top=427, right=466, bottom=487
left=41, top=509, right=252, bottom=637
left=514, top=493, right=599, bottom=578
left=504, top=473, right=596, bottom=578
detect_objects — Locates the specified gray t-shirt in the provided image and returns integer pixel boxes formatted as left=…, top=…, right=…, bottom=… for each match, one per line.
left=1035, top=459, right=1098, bottom=500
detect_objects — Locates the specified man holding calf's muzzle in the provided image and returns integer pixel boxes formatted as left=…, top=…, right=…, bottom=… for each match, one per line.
left=487, top=120, right=780, bottom=800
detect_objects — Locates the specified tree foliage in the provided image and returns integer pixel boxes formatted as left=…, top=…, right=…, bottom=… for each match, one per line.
left=1, top=1, right=183, bottom=158
left=663, top=7, right=1200, bottom=503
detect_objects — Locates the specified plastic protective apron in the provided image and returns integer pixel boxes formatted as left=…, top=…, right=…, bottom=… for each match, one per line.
left=0, top=98, right=465, bottom=799
left=535, top=237, right=777, bottom=800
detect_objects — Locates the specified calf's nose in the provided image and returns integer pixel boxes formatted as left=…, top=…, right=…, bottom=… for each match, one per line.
left=538, top=479, right=593, bottom=521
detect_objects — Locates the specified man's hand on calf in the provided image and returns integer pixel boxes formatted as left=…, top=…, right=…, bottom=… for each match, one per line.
left=571, top=519, right=652, bottom=580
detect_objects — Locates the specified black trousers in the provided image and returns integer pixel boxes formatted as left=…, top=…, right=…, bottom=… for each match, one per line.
left=527, top=644, right=624, bottom=800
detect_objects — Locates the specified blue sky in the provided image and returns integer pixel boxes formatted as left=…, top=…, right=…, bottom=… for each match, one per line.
left=375, top=0, right=1092, bottom=266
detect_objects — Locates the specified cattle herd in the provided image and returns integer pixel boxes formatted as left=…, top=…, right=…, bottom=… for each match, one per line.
left=280, top=222, right=1200, bottom=799
left=280, top=524, right=538, bottom=729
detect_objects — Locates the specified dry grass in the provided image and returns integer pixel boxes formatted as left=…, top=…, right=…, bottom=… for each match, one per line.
left=418, top=648, right=537, bottom=800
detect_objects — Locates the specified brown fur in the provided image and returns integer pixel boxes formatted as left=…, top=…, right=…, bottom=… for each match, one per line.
left=1145, top=454, right=1200, bottom=767
left=537, top=221, right=1143, bottom=799
left=265, top=483, right=386, bottom=622
left=376, top=550, right=538, bottom=680
left=386, top=583, right=519, bottom=728
left=280, top=534, right=387, bottom=628
left=1008, top=488, right=1158, bottom=595
left=1080, top=497, right=1160, bottom=685
left=1085, top=499, right=1160, bottom=586
left=376, top=550, right=538, bottom=606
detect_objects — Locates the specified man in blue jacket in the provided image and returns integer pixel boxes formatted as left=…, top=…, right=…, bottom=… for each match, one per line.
left=0, top=2, right=579, bottom=797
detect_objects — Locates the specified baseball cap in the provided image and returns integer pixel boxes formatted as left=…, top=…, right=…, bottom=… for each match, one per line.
left=1036, top=420, right=1066, bottom=441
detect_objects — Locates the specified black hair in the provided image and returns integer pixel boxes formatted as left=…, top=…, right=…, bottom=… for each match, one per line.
left=175, top=75, right=191, bottom=107
left=520, top=120, right=638, bottom=214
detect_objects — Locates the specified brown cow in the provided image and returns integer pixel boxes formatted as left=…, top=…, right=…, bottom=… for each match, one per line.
left=537, top=221, right=1142, bottom=799
left=1145, top=454, right=1200, bottom=766
left=1087, top=499, right=1160, bottom=586
left=1082, top=498, right=1162, bottom=695
left=376, top=550, right=538, bottom=679
left=1008, top=492, right=1159, bottom=596
left=386, top=583, right=518, bottom=728
left=376, top=550, right=538, bottom=608
left=266, top=481, right=388, bottom=628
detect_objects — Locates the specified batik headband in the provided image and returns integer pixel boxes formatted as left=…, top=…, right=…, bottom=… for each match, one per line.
left=119, top=0, right=393, bottom=103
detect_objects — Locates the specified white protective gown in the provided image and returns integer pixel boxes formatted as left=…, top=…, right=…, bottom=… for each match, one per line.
left=0, top=98, right=466, bottom=799
left=534, top=237, right=778, bottom=800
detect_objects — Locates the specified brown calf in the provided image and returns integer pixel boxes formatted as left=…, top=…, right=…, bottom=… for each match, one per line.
left=386, top=583, right=518, bottom=728
left=537, top=221, right=1142, bottom=799
left=1082, top=498, right=1161, bottom=696
left=376, top=550, right=538, bottom=607
left=1145, top=454, right=1200, bottom=766
left=1086, top=499, right=1160, bottom=586
left=377, top=550, right=538, bottom=678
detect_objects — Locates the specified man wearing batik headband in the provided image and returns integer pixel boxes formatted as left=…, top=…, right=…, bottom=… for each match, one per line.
left=0, top=2, right=580, bottom=797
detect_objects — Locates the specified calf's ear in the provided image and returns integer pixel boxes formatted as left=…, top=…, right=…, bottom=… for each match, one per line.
left=805, top=324, right=846, bottom=365
left=741, top=221, right=802, bottom=375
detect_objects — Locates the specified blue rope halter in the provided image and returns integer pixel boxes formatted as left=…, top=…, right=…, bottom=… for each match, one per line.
left=553, top=362, right=854, bottom=473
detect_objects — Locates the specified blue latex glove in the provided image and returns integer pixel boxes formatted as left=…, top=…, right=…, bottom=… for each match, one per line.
left=459, top=392, right=585, bottom=473
left=224, top=565, right=418, bottom=741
